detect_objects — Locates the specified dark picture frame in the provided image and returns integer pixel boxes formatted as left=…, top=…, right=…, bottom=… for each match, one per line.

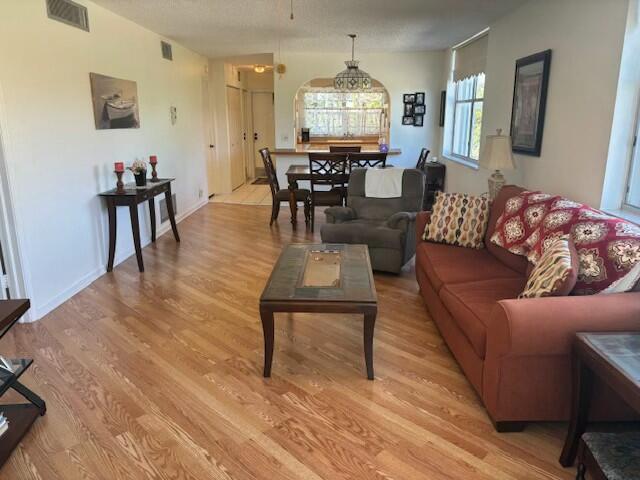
left=413, top=115, right=424, bottom=127
left=403, top=93, right=415, bottom=104
left=402, top=115, right=414, bottom=126
left=404, top=103, right=414, bottom=116
left=415, top=92, right=425, bottom=105
left=414, top=104, right=425, bottom=115
left=439, top=90, right=446, bottom=127
left=510, top=49, right=552, bottom=156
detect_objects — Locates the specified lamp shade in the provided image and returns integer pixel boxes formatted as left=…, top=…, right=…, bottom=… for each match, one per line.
left=479, top=129, right=515, bottom=171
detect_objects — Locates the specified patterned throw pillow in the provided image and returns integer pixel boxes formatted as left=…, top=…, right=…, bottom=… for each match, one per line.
left=423, top=192, right=490, bottom=249
left=490, top=191, right=560, bottom=257
left=526, top=198, right=640, bottom=294
left=519, top=236, right=578, bottom=298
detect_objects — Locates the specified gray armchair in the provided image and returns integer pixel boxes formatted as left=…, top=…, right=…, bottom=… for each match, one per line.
left=320, top=168, right=425, bottom=273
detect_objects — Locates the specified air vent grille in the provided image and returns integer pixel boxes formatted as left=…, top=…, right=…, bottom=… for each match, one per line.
left=161, top=41, right=173, bottom=61
left=47, top=0, right=89, bottom=31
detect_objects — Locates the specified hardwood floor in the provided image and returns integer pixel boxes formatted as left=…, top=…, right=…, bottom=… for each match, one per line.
left=1, top=204, right=574, bottom=479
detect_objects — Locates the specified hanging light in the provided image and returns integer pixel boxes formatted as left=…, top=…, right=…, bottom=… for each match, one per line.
left=334, top=34, right=372, bottom=91
left=254, top=65, right=266, bottom=73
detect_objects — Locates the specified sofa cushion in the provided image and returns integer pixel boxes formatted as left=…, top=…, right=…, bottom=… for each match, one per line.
left=439, top=277, right=527, bottom=358
left=485, top=186, right=530, bottom=274
left=519, top=235, right=578, bottom=298
left=423, top=192, right=490, bottom=249
left=416, top=241, right=523, bottom=292
left=321, top=220, right=404, bottom=250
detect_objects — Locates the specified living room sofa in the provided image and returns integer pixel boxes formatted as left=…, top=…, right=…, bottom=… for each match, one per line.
left=415, top=185, right=640, bottom=431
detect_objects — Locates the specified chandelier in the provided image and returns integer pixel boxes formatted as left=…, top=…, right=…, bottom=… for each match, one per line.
left=334, top=34, right=372, bottom=91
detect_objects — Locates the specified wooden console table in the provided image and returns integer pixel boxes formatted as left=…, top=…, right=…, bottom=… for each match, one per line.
left=0, top=299, right=46, bottom=468
left=99, top=178, right=180, bottom=273
left=560, top=332, right=640, bottom=467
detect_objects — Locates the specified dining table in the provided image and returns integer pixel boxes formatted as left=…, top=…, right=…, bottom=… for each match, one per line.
left=284, top=163, right=395, bottom=227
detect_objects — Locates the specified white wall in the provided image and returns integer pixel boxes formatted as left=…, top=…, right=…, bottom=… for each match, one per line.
left=442, top=0, right=629, bottom=207
left=0, top=1, right=208, bottom=319
left=274, top=51, right=445, bottom=167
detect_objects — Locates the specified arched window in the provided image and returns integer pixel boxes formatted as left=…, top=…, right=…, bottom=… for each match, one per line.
left=295, top=78, right=390, bottom=142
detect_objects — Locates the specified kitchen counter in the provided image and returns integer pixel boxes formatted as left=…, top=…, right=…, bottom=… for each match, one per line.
left=272, top=144, right=401, bottom=155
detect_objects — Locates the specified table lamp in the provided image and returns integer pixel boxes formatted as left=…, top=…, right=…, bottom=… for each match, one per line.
left=479, top=128, right=515, bottom=200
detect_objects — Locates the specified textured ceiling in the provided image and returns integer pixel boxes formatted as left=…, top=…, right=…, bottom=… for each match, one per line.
left=92, top=0, right=526, bottom=58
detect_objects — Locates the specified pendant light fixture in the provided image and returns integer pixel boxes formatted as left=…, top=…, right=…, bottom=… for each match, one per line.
left=334, top=34, right=372, bottom=91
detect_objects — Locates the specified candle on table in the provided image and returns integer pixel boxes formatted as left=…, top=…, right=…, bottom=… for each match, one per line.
left=114, top=162, right=125, bottom=172
left=149, top=155, right=158, bottom=165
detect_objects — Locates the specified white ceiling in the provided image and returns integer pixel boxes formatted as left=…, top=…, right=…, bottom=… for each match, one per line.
left=92, top=0, right=526, bottom=59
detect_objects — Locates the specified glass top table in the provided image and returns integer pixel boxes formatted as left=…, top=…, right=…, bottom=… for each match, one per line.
left=259, top=243, right=378, bottom=379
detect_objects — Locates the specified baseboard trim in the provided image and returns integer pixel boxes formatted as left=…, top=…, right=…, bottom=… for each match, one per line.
left=27, top=198, right=208, bottom=322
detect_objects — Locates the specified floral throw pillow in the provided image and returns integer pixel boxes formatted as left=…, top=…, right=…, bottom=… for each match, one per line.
left=423, top=192, right=490, bottom=249
left=526, top=198, right=640, bottom=294
left=519, top=235, right=578, bottom=298
left=490, top=191, right=560, bottom=257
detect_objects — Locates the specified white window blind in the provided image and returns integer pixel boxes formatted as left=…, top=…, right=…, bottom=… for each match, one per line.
left=453, top=33, right=488, bottom=82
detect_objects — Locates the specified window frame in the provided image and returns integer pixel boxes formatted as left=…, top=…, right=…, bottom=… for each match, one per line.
left=623, top=104, right=640, bottom=212
left=447, top=73, right=484, bottom=166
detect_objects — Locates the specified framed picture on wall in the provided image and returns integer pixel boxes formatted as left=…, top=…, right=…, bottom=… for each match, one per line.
left=415, top=92, right=425, bottom=105
left=404, top=103, right=414, bottom=116
left=439, top=90, right=446, bottom=127
left=402, top=115, right=414, bottom=126
left=413, top=115, right=424, bottom=127
left=403, top=93, right=415, bottom=104
left=414, top=104, right=426, bottom=115
left=510, top=49, right=552, bottom=156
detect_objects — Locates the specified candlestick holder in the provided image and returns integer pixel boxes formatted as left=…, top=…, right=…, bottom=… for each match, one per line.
left=150, top=162, right=159, bottom=182
left=115, top=170, right=125, bottom=193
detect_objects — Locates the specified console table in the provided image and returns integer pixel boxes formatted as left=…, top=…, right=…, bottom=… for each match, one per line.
left=0, top=299, right=46, bottom=468
left=99, top=178, right=180, bottom=273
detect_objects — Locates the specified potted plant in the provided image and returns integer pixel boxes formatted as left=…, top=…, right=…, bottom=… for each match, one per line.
left=128, top=159, right=147, bottom=187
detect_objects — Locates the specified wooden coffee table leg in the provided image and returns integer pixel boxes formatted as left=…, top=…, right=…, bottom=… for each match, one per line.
left=364, top=310, right=376, bottom=380
left=260, top=305, right=275, bottom=378
left=560, top=356, right=593, bottom=466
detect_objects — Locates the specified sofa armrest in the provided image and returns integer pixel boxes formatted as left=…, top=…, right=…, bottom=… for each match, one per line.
left=487, top=292, right=640, bottom=358
left=386, top=211, right=416, bottom=231
left=416, top=211, right=431, bottom=244
left=324, top=206, right=356, bottom=224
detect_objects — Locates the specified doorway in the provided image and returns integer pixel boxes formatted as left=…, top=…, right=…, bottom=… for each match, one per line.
left=227, top=86, right=245, bottom=190
left=251, top=92, right=275, bottom=178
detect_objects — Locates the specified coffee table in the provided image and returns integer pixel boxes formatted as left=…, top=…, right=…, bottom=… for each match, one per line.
left=260, top=243, right=378, bottom=379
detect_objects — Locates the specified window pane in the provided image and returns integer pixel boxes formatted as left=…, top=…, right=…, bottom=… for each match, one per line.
left=456, top=77, right=475, bottom=101
left=475, top=73, right=485, bottom=99
left=627, top=153, right=640, bottom=208
left=470, top=101, right=483, bottom=160
left=453, top=102, right=471, bottom=157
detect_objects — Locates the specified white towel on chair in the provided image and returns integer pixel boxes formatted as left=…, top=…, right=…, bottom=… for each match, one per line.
left=364, top=168, right=405, bottom=198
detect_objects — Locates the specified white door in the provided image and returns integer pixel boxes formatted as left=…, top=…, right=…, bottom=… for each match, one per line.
left=227, top=86, right=245, bottom=190
left=202, top=73, right=215, bottom=196
left=252, top=92, right=275, bottom=174
left=243, top=90, right=255, bottom=179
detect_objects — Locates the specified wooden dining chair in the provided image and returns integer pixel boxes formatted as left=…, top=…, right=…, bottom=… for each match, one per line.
left=259, top=148, right=310, bottom=226
left=348, top=152, right=387, bottom=171
left=415, top=148, right=430, bottom=170
left=329, top=145, right=362, bottom=153
left=308, top=153, right=348, bottom=232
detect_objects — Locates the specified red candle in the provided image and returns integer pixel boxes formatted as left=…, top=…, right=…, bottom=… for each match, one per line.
left=114, top=162, right=124, bottom=172
left=149, top=155, right=158, bottom=165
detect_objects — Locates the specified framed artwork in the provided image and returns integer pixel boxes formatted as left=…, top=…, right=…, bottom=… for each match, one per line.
left=414, top=104, right=425, bottom=115
left=510, top=49, right=552, bottom=156
left=90, top=73, right=140, bottom=129
left=402, top=115, right=414, bottom=126
left=413, top=115, right=424, bottom=127
left=439, top=90, right=446, bottom=127
left=404, top=103, right=414, bottom=116
left=403, top=93, right=415, bottom=104
left=415, top=92, right=425, bottom=105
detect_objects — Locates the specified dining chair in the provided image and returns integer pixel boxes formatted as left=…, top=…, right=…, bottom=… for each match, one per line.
left=348, top=152, right=387, bottom=171
left=415, top=148, right=430, bottom=170
left=308, top=152, right=348, bottom=232
left=329, top=145, right=362, bottom=153
left=259, top=148, right=310, bottom=226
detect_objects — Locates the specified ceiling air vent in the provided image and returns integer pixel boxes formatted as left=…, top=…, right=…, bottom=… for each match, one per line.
left=161, top=41, right=173, bottom=61
left=46, top=0, right=89, bottom=32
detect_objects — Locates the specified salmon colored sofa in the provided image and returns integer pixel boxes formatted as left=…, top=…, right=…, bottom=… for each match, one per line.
left=415, top=185, right=640, bottom=431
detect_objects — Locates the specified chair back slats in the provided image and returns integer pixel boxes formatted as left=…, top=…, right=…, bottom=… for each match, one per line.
left=308, top=153, right=348, bottom=188
left=415, top=148, right=430, bottom=170
left=329, top=145, right=361, bottom=153
left=259, top=148, right=280, bottom=197
left=348, top=152, right=387, bottom=171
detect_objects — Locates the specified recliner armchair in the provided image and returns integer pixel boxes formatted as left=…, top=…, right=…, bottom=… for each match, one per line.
left=320, top=168, right=424, bottom=274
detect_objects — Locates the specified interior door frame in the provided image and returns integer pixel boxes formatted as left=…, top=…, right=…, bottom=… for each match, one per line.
left=251, top=90, right=275, bottom=176
left=226, top=85, right=246, bottom=190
